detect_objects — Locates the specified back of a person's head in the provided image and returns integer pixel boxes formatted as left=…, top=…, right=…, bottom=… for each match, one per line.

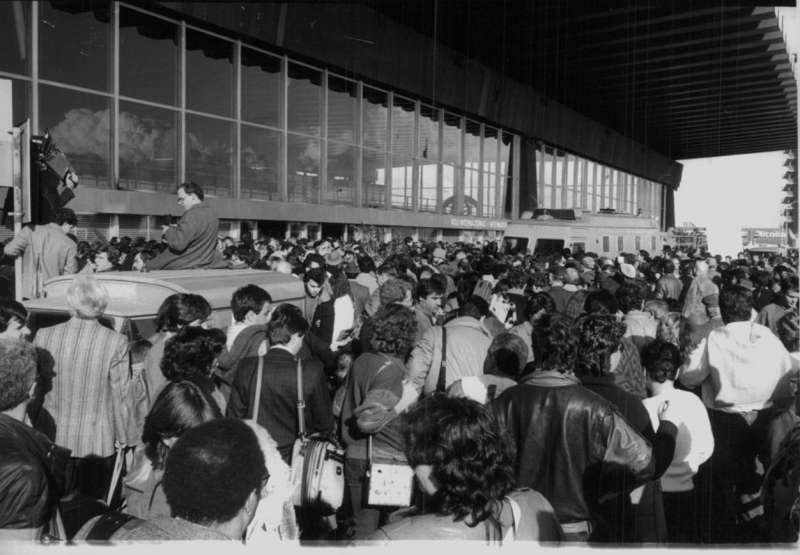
left=142, top=380, right=222, bottom=469
left=777, top=310, right=799, bottom=353
left=526, top=291, right=555, bottom=321
left=266, top=303, right=308, bottom=345
left=358, top=256, right=376, bottom=274
left=719, top=285, right=753, bottom=324
left=0, top=299, right=27, bottom=333
left=573, top=313, right=626, bottom=378
left=415, top=277, right=445, bottom=302
left=584, top=289, right=619, bottom=315
left=163, top=418, right=265, bottom=526
left=230, top=284, right=271, bottom=322
left=54, top=208, right=77, bottom=227
left=536, top=313, right=576, bottom=372
left=66, top=275, right=109, bottom=319
left=616, top=283, right=644, bottom=314
left=379, top=278, right=411, bottom=306
left=402, top=395, right=514, bottom=524
left=161, top=326, right=226, bottom=382
left=155, top=293, right=212, bottom=333
left=641, top=339, right=681, bottom=383
left=459, top=295, right=489, bottom=320
left=643, top=299, right=669, bottom=321
left=369, top=304, right=417, bottom=357
left=485, top=333, right=528, bottom=378
left=0, top=339, right=37, bottom=412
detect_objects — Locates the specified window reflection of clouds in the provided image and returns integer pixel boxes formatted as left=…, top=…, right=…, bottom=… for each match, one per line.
left=241, top=125, right=280, bottom=201
left=185, top=114, right=234, bottom=197
left=118, top=101, right=177, bottom=192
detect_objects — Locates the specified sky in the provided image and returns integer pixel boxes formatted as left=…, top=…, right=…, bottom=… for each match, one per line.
left=674, top=7, right=797, bottom=258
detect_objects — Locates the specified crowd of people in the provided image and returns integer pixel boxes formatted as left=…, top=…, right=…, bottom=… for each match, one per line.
left=0, top=184, right=799, bottom=546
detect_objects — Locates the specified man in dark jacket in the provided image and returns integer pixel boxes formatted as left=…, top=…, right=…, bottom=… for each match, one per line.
left=0, top=339, right=70, bottom=539
left=492, top=316, right=662, bottom=543
left=145, top=182, right=226, bottom=271
left=227, top=304, right=333, bottom=464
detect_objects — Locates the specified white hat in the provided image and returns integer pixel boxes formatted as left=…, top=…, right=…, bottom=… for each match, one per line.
left=619, top=263, right=637, bottom=280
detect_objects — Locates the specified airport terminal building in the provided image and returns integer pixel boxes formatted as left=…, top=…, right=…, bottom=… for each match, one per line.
left=1, top=1, right=796, bottom=253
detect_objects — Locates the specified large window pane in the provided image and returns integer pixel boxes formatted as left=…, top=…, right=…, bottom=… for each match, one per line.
left=288, top=63, right=321, bottom=136
left=0, top=2, right=30, bottom=75
left=185, top=114, right=233, bottom=197
left=40, top=85, right=110, bottom=188
left=464, top=120, right=481, bottom=170
left=484, top=127, right=499, bottom=174
left=39, top=1, right=111, bottom=92
left=363, top=87, right=387, bottom=151
left=326, top=142, right=356, bottom=206
left=484, top=173, right=498, bottom=217
left=118, top=101, right=177, bottom=193
left=10, top=78, right=30, bottom=126
left=465, top=168, right=480, bottom=216
left=241, top=48, right=280, bottom=127
left=500, top=133, right=513, bottom=176
left=287, top=133, right=320, bottom=203
left=418, top=162, right=437, bottom=212
left=442, top=164, right=455, bottom=214
left=241, top=124, right=280, bottom=201
left=442, top=112, right=460, bottom=165
left=119, top=8, right=178, bottom=105
left=391, top=96, right=414, bottom=211
left=327, top=76, right=357, bottom=145
left=363, top=149, right=386, bottom=209
left=419, top=104, right=440, bottom=161
left=186, top=29, right=234, bottom=117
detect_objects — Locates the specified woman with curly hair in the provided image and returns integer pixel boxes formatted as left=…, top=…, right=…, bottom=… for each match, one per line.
left=340, top=304, right=417, bottom=539
left=372, top=395, right=562, bottom=542
left=160, top=326, right=227, bottom=412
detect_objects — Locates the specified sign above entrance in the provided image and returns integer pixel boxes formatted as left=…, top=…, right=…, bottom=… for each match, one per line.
left=449, top=217, right=508, bottom=230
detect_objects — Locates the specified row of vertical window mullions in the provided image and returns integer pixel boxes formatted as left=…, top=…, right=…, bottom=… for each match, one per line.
left=23, top=1, right=515, bottom=214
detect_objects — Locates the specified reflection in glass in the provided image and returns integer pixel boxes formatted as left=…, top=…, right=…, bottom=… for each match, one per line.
left=442, top=112, right=460, bottom=165
left=465, top=168, right=480, bottom=216
left=185, top=114, right=233, bottom=197
left=500, top=133, right=513, bottom=176
left=363, top=149, right=386, bottom=209
left=118, top=101, right=177, bottom=193
left=241, top=124, right=280, bottom=200
left=288, top=63, right=321, bottom=135
left=241, top=48, right=280, bottom=127
left=287, top=133, right=320, bottom=203
left=363, top=87, right=387, bottom=151
left=39, top=85, right=110, bottom=187
left=442, top=164, right=455, bottom=214
left=39, top=1, right=111, bottom=91
left=566, top=155, right=575, bottom=208
left=327, top=76, right=357, bottom=145
left=484, top=173, right=497, bottom=217
left=390, top=152, right=412, bottom=210
left=0, top=2, right=29, bottom=76
left=326, top=142, right=356, bottom=206
left=418, top=162, right=437, bottom=212
left=120, top=8, right=178, bottom=105
left=419, top=104, right=440, bottom=161
left=464, top=120, right=481, bottom=169
left=11, top=79, right=30, bottom=126
left=186, top=29, right=234, bottom=116
left=484, top=127, right=499, bottom=173
left=392, top=96, right=414, bottom=161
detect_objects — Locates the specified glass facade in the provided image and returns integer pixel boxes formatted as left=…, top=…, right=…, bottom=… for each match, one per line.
left=535, top=140, right=662, bottom=219
left=1, top=1, right=517, bottom=218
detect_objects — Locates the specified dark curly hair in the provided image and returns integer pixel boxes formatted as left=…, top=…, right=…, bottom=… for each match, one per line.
left=641, top=339, right=681, bottom=384
left=369, top=304, right=417, bottom=357
left=161, top=326, right=226, bottom=382
left=584, top=289, right=619, bottom=315
left=402, top=395, right=516, bottom=528
left=0, top=339, right=37, bottom=411
left=142, top=381, right=222, bottom=469
left=154, top=293, right=212, bottom=332
left=573, top=314, right=626, bottom=378
left=536, top=313, right=577, bottom=373
left=616, top=283, right=644, bottom=314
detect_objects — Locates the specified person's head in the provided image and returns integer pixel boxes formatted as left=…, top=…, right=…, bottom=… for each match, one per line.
left=583, top=289, right=619, bottom=315
left=368, top=304, right=417, bottom=358
left=327, top=268, right=351, bottom=299
left=718, top=285, right=753, bottom=324
left=303, top=267, right=326, bottom=299
left=155, top=293, right=212, bottom=333
left=777, top=310, right=799, bottom=353
left=533, top=313, right=576, bottom=372
left=643, top=299, right=670, bottom=322
left=701, top=293, right=720, bottom=319
left=459, top=296, right=489, bottom=321
left=66, top=275, right=109, bottom=319
left=402, top=396, right=515, bottom=526
left=415, top=278, right=444, bottom=315
left=663, top=260, right=676, bottom=276
left=357, top=256, right=376, bottom=275
left=693, top=260, right=709, bottom=277
left=161, top=326, right=226, bottom=383
left=0, top=339, right=37, bottom=413
left=54, top=208, right=77, bottom=234
left=266, top=304, right=308, bottom=354
left=177, top=182, right=204, bottom=211
left=162, top=418, right=266, bottom=539
left=641, top=339, right=682, bottom=389
left=616, top=283, right=645, bottom=313
left=0, top=300, right=30, bottom=341
left=230, top=284, right=272, bottom=325
left=573, top=314, right=626, bottom=378
left=484, top=333, right=528, bottom=378
left=526, top=291, right=555, bottom=323
left=92, top=245, right=118, bottom=272
left=316, top=239, right=333, bottom=257
left=780, top=276, right=799, bottom=311
left=142, top=380, right=222, bottom=469
left=379, top=278, right=413, bottom=308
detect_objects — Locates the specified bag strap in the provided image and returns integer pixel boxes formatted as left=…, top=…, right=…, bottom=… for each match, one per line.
left=85, top=511, right=140, bottom=541
left=366, top=357, right=395, bottom=468
left=296, top=358, right=306, bottom=437
left=251, top=355, right=264, bottom=421
left=436, top=327, right=448, bottom=393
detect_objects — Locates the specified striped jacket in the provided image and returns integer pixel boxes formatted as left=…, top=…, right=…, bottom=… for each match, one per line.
left=35, top=317, right=130, bottom=458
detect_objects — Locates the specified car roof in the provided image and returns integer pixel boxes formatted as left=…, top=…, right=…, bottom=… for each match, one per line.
left=23, top=269, right=304, bottom=319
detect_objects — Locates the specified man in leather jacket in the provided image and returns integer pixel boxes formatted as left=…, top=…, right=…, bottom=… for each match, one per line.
left=0, top=339, right=70, bottom=539
left=493, top=316, right=675, bottom=542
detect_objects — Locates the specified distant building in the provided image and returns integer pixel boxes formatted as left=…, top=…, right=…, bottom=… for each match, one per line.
left=781, top=150, right=797, bottom=248
left=741, top=227, right=788, bottom=254
left=672, top=223, right=708, bottom=251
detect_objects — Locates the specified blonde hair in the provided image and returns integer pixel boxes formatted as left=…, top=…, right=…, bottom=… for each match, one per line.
left=66, top=275, right=109, bottom=318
